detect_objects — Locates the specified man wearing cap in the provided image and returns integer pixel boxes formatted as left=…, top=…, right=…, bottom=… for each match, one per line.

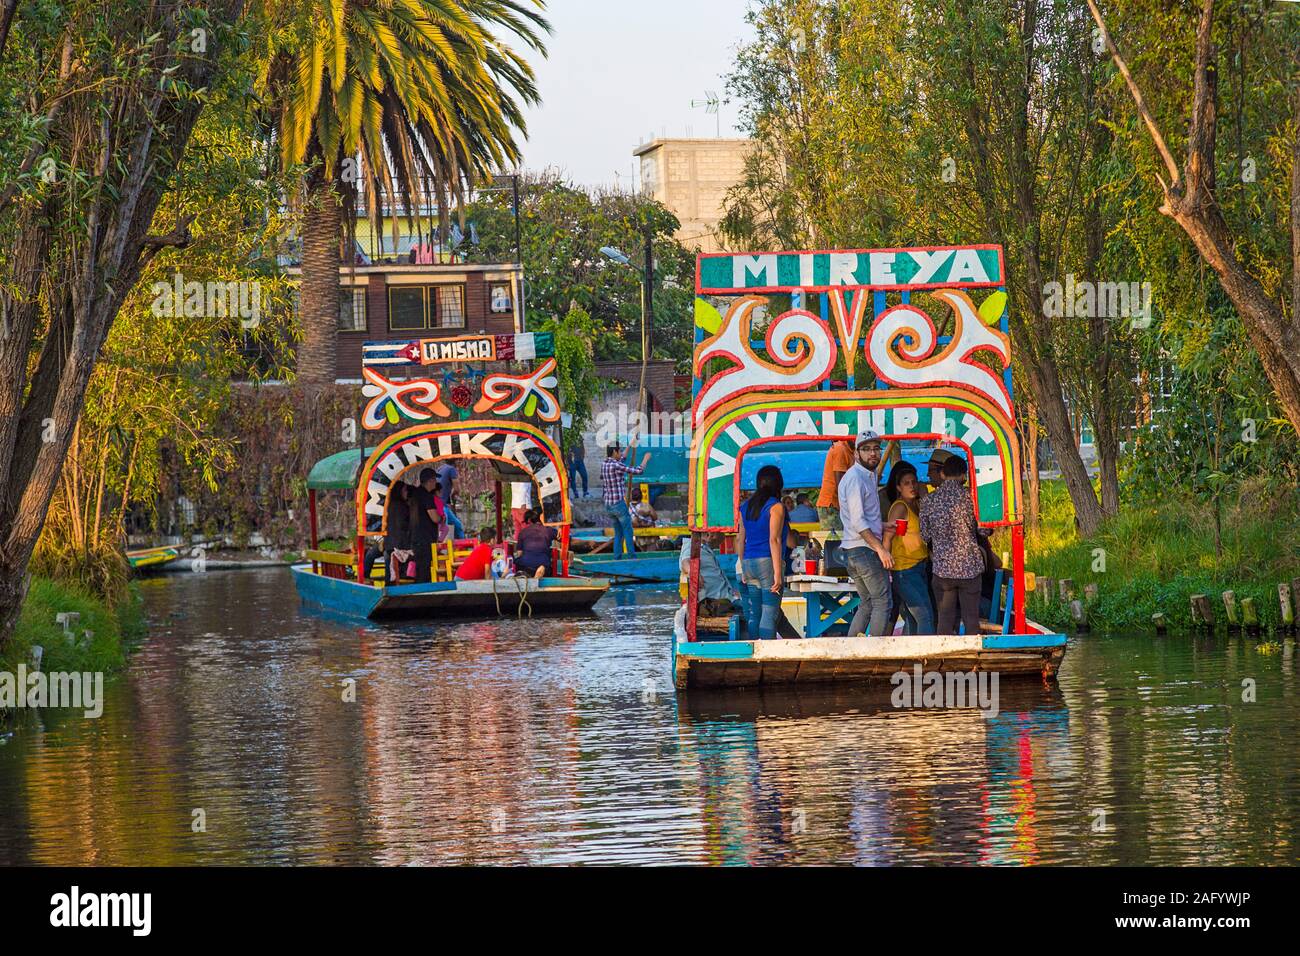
left=837, top=431, right=894, bottom=637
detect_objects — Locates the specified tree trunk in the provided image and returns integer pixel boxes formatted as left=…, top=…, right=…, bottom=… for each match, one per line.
left=296, top=170, right=341, bottom=387
left=1088, top=0, right=1300, bottom=440
left=0, top=2, right=242, bottom=651
left=1025, top=408, right=1041, bottom=532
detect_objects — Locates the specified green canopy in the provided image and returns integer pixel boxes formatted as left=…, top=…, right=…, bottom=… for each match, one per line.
left=307, top=448, right=376, bottom=491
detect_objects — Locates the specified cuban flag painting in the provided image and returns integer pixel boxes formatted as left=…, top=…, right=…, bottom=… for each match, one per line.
left=362, top=340, right=421, bottom=367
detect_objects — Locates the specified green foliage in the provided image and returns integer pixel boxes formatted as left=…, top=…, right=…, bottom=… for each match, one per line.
left=536, top=304, right=603, bottom=448
left=463, top=173, right=698, bottom=371
left=2, top=578, right=142, bottom=677
left=1023, top=480, right=1300, bottom=632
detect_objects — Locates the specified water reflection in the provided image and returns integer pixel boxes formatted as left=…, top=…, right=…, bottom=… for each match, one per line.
left=0, top=570, right=1297, bottom=865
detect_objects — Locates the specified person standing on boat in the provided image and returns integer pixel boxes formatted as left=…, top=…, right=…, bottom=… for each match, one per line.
left=925, top=448, right=954, bottom=493
left=412, top=467, right=447, bottom=584
left=838, top=431, right=894, bottom=637
left=919, top=454, right=984, bottom=635
left=816, top=438, right=855, bottom=530
left=434, top=461, right=465, bottom=541
left=601, top=444, right=650, bottom=558
left=510, top=481, right=533, bottom=537
left=384, top=481, right=419, bottom=583
left=882, top=468, right=935, bottom=635
left=568, top=436, right=589, bottom=499
left=734, top=464, right=789, bottom=640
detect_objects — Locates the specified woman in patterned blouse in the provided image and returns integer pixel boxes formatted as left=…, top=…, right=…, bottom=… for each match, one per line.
left=918, top=454, right=986, bottom=635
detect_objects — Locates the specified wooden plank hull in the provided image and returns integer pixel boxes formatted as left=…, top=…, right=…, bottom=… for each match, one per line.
left=673, top=630, right=1067, bottom=689
left=291, top=565, right=609, bottom=620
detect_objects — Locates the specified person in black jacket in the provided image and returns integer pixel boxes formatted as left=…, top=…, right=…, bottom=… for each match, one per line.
left=384, top=482, right=418, bottom=582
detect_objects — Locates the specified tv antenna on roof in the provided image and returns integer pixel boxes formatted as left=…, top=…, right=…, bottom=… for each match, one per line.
left=690, top=90, right=721, bottom=137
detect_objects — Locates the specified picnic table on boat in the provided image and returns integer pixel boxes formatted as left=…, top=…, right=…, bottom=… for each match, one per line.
left=785, top=574, right=861, bottom=638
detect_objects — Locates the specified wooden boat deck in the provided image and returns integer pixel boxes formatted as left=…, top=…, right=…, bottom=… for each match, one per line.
left=673, top=630, right=1067, bottom=688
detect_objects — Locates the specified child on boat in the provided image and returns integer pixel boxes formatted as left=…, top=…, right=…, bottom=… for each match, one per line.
left=629, top=489, right=658, bottom=528
left=455, top=527, right=498, bottom=581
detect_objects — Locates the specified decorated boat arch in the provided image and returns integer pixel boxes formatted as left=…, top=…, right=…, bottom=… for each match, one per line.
left=292, top=327, right=607, bottom=620
left=676, top=244, right=1064, bottom=688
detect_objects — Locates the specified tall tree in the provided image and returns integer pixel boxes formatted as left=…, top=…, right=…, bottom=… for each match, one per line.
left=1087, top=0, right=1300, bottom=439
left=0, top=0, right=249, bottom=649
left=261, top=0, right=550, bottom=387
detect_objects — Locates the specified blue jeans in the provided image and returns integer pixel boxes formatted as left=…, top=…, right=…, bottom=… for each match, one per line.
left=569, top=456, right=588, bottom=496
left=842, top=546, right=891, bottom=636
left=607, top=501, right=635, bottom=557
left=740, top=557, right=781, bottom=640
left=893, top=563, right=935, bottom=635
left=444, top=505, right=465, bottom=541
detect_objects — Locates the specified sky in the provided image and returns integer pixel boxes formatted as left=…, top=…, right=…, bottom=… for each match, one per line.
left=517, top=0, right=756, bottom=189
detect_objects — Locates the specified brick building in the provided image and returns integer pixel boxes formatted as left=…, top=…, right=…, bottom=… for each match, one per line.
left=285, top=261, right=525, bottom=381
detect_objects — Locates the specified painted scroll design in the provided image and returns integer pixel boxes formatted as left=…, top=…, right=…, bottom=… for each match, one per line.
left=361, top=367, right=450, bottom=430
left=828, top=289, right=870, bottom=379
left=693, top=295, right=838, bottom=425
left=865, top=288, right=1014, bottom=421
left=474, top=357, right=561, bottom=422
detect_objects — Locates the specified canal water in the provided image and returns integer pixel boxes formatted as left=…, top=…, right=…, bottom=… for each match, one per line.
left=1, top=568, right=1297, bottom=865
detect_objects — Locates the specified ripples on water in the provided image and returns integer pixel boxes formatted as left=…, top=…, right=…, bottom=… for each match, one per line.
left=1, top=568, right=1297, bottom=865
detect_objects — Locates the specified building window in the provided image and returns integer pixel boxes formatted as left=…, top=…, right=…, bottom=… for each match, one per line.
left=435, top=285, right=465, bottom=329
left=338, top=287, right=367, bottom=331
left=387, top=284, right=466, bottom=331
left=389, top=287, right=427, bottom=331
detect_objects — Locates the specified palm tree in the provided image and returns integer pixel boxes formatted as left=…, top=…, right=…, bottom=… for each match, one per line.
left=262, top=0, right=549, bottom=386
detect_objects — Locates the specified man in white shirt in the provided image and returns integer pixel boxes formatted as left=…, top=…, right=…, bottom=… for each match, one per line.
left=837, top=430, right=894, bottom=636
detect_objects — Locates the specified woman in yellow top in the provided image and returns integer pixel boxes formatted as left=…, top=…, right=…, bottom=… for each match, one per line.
left=882, top=466, right=935, bottom=635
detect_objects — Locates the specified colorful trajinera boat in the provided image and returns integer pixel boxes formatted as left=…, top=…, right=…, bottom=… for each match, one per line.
left=291, top=332, right=608, bottom=620
left=675, top=244, right=1067, bottom=688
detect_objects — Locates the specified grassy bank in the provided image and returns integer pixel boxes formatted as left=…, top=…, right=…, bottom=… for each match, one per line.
left=2, top=577, right=143, bottom=677
left=1008, top=480, right=1300, bottom=633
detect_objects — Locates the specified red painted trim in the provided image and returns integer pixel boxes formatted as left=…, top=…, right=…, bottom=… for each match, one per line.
left=1012, top=524, right=1027, bottom=633
left=687, top=537, right=700, bottom=643
left=308, top=489, right=319, bottom=557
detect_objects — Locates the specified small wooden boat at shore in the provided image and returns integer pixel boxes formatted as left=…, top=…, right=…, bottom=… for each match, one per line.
left=675, top=243, right=1068, bottom=689
left=126, top=545, right=180, bottom=571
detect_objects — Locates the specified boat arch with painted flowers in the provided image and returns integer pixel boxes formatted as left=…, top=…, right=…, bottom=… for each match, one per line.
left=292, top=329, right=609, bottom=620
left=675, top=244, right=1066, bottom=688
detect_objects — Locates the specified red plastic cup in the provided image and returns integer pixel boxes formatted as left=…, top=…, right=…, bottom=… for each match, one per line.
left=805, top=559, right=817, bottom=575
left=895, top=519, right=908, bottom=536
